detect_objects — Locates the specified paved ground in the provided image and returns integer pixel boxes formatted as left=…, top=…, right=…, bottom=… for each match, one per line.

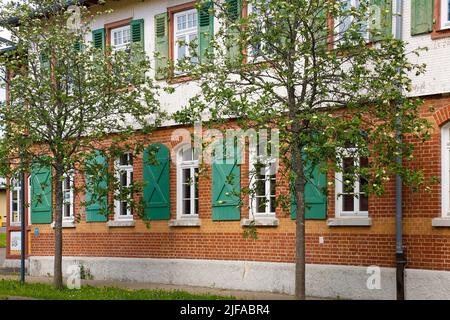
left=0, top=273, right=299, bottom=300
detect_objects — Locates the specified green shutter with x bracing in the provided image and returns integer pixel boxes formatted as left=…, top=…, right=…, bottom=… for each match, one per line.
left=31, top=164, right=53, bottom=224
left=85, top=151, right=108, bottom=222
left=291, top=157, right=327, bottom=220
left=143, top=143, right=170, bottom=220
left=212, top=140, right=241, bottom=221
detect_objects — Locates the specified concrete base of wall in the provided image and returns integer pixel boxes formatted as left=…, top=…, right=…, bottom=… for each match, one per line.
left=2, top=259, right=28, bottom=269
left=25, top=256, right=450, bottom=299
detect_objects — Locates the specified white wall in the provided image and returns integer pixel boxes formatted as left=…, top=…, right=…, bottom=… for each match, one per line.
left=87, top=0, right=202, bottom=118
left=84, top=0, right=449, bottom=117
left=400, top=1, right=450, bottom=97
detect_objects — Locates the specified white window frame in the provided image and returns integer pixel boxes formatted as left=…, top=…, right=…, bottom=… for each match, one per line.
left=334, top=0, right=370, bottom=43
left=114, top=152, right=134, bottom=221
left=10, top=178, right=21, bottom=225
left=62, top=172, right=75, bottom=222
left=442, top=122, right=450, bottom=217
left=335, top=148, right=369, bottom=217
left=249, top=143, right=277, bottom=219
left=173, top=9, right=198, bottom=70
left=441, top=0, right=450, bottom=30
left=111, top=25, right=131, bottom=52
left=176, top=145, right=199, bottom=218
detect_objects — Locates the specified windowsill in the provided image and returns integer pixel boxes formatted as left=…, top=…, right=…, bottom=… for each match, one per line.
left=167, top=74, right=197, bottom=84
left=431, top=217, right=450, bottom=227
left=168, top=218, right=201, bottom=227
left=241, top=217, right=279, bottom=227
left=107, top=220, right=135, bottom=228
left=327, top=217, right=372, bottom=227
left=9, top=222, right=21, bottom=228
left=51, top=221, right=76, bottom=229
left=431, top=27, right=450, bottom=40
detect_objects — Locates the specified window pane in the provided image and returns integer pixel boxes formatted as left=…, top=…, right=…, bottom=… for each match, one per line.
left=194, top=199, right=199, bottom=215
left=255, top=177, right=265, bottom=197
left=183, top=168, right=191, bottom=184
left=65, top=176, right=71, bottom=190
left=194, top=168, right=199, bottom=198
left=256, top=197, right=266, bottom=213
left=183, top=181, right=191, bottom=199
left=120, top=153, right=132, bottom=166
left=270, top=175, right=276, bottom=196
left=360, top=194, right=368, bottom=212
left=343, top=194, right=354, bottom=212
left=64, top=203, right=71, bottom=217
left=183, top=199, right=191, bottom=215
left=120, top=172, right=127, bottom=187
left=177, top=14, right=187, bottom=30
left=120, top=201, right=128, bottom=216
left=270, top=196, right=276, bottom=213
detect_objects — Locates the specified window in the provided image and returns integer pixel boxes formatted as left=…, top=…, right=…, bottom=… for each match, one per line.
left=334, top=0, right=369, bottom=42
left=173, top=9, right=198, bottom=69
left=114, top=152, right=133, bottom=220
left=442, top=122, right=450, bottom=217
left=177, top=146, right=199, bottom=217
left=62, top=173, right=74, bottom=222
left=441, top=0, right=450, bottom=29
left=249, top=141, right=276, bottom=218
left=335, top=148, right=369, bottom=217
left=111, top=25, right=131, bottom=52
left=10, top=178, right=21, bottom=225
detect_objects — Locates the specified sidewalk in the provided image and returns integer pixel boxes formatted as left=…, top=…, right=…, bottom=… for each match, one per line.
left=0, top=274, right=299, bottom=300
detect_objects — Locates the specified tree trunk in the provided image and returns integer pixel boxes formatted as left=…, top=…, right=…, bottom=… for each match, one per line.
left=53, top=163, right=64, bottom=289
left=291, top=135, right=306, bottom=300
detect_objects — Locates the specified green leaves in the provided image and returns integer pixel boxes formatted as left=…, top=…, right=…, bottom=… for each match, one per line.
left=178, top=0, right=431, bottom=219
left=0, top=0, right=165, bottom=221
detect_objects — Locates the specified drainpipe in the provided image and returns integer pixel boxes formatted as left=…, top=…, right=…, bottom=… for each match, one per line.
left=394, top=0, right=406, bottom=301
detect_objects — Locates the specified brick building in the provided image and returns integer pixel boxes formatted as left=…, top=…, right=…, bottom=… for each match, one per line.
left=4, top=0, right=450, bottom=299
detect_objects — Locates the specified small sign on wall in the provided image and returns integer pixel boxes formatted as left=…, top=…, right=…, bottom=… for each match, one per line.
left=10, top=231, right=21, bottom=252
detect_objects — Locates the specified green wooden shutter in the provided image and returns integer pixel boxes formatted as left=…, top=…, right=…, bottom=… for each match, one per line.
left=370, top=0, right=392, bottom=41
left=131, top=19, right=144, bottom=48
left=92, top=28, right=106, bottom=52
left=291, top=161, right=327, bottom=220
left=411, top=0, right=434, bottom=35
left=143, top=144, right=170, bottom=220
left=225, top=0, right=242, bottom=63
left=40, top=51, right=50, bottom=75
left=31, top=165, right=53, bottom=224
left=198, top=1, right=214, bottom=64
left=85, top=151, right=108, bottom=222
left=74, top=38, right=83, bottom=52
left=212, top=141, right=241, bottom=221
left=154, top=13, right=169, bottom=80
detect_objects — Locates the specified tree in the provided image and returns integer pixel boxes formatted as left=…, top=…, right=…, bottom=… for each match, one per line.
left=0, top=0, right=164, bottom=289
left=174, top=0, right=431, bottom=299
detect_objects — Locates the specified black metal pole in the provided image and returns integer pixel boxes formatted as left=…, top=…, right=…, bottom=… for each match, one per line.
left=394, top=0, right=406, bottom=300
left=20, top=170, right=25, bottom=285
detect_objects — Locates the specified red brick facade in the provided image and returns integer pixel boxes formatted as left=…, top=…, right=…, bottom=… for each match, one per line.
left=5, top=95, right=450, bottom=272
